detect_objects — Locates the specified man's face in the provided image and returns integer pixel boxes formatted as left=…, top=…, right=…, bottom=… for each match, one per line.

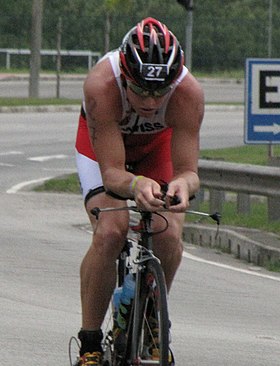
left=126, top=86, right=166, bottom=118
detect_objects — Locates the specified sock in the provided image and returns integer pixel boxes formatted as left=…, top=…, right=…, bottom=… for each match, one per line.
left=78, top=329, right=103, bottom=356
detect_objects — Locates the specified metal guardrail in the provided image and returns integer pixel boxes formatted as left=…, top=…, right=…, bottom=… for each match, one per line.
left=0, top=48, right=101, bottom=70
left=199, top=159, right=280, bottom=197
left=198, top=159, right=280, bottom=221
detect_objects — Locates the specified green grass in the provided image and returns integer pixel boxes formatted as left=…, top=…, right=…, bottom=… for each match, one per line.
left=0, top=97, right=80, bottom=106
left=0, top=67, right=87, bottom=74
left=200, top=145, right=280, bottom=165
left=34, top=173, right=81, bottom=194
left=264, top=260, right=280, bottom=272
left=193, top=69, right=245, bottom=80
left=189, top=200, right=280, bottom=235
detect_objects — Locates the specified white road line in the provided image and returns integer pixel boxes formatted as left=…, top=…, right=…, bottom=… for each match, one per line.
left=0, top=163, right=15, bottom=167
left=42, top=168, right=75, bottom=172
left=6, top=177, right=54, bottom=194
left=183, top=251, right=280, bottom=282
left=0, top=151, right=24, bottom=156
left=28, top=154, right=68, bottom=162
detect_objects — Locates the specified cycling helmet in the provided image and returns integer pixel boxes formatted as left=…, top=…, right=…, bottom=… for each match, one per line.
left=120, top=17, right=184, bottom=91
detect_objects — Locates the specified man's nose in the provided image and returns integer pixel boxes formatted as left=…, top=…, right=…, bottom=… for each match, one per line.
left=143, top=96, right=159, bottom=107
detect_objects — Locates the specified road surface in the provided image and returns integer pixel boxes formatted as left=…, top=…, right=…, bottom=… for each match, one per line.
left=1, top=109, right=279, bottom=365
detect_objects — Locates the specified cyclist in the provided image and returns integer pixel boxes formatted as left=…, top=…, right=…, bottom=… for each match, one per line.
left=75, top=17, right=204, bottom=366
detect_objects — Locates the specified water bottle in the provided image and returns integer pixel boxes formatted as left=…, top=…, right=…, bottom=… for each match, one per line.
left=113, top=287, right=122, bottom=312
left=116, top=273, right=135, bottom=330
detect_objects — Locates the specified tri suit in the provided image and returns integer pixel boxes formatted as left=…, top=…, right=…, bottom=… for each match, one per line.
left=75, top=50, right=188, bottom=201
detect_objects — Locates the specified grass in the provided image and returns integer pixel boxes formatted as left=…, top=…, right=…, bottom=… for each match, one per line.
left=188, top=200, right=280, bottom=235
left=0, top=67, right=88, bottom=74
left=200, top=145, right=280, bottom=165
left=34, top=173, right=80, bottom=194
left=193, top=69, right=245, bottom=80
left=264, top=260, right=280, bottom=272
left=0, top=97, right=80, bottom=106
left=34, top=145, right=280, bottom=271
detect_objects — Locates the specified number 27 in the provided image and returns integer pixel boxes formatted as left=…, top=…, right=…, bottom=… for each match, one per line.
left=147, top=66, right=163, bottom=78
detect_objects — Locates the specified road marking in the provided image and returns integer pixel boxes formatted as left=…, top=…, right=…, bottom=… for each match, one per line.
left=0, top=162, right=15, bottom=167
left=6, top=177, right=54, bottom=194
left=42, top=167, right=75, bottom=172
left=0, top=151, right=24, bottom=156
left=183, top=251, right=280, bottom=282
left=28, top=154, right=68, bottom=162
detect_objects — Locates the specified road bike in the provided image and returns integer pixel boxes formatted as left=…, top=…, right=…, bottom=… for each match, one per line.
left=69, top=202, right=220, bottom=366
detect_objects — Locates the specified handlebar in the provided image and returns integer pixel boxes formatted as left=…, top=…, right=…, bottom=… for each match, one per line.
left=90, top=206, right=221, bottom=225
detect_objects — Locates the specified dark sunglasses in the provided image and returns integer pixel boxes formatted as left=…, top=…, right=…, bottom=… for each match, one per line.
left=127, top=80, right=172, bottom=98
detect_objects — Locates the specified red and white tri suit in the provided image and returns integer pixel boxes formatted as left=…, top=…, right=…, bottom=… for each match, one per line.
left=75, top=50, right=188, bottom=200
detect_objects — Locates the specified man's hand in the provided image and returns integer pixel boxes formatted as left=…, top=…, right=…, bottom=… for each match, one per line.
left=132, top=176, right=165, bottom=211
left=164, top=177, right=191, bottom=212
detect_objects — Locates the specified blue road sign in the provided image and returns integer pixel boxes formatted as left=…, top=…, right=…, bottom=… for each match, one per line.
left=245, top=58, right=280, bottom=144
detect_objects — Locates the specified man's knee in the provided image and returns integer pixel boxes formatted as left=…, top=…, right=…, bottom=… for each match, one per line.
left=96, top=222, right=128, bottom=245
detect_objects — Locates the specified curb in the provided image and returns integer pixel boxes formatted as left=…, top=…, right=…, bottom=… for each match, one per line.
left=0, top=104, right=243, bottom=114
left=0, top=74, right=244, bottom=84
left=0, top=105, right=80, bottom=113
left=0, top=73, right=86, bottom=82
left=183, top=223, right=280, bottom=267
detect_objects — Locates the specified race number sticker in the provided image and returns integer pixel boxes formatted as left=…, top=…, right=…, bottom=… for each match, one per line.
left=141, top=64, right=169, bottom=81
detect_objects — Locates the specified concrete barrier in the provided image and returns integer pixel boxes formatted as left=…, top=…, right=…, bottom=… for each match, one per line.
left=183, top=223, right=280, bottom=267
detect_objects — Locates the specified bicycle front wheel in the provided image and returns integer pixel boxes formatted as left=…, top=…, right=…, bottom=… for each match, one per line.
left=129, top=258, right=170, bottom=366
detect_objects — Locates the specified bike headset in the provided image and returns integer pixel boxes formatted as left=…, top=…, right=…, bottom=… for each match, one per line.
left=119, top=17, right=184, bottom=97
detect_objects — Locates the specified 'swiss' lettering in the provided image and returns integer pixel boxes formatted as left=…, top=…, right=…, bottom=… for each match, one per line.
left=121, top=121, right=165, bottom=134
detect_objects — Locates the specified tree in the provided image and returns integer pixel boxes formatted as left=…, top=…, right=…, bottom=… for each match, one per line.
left=1, top=0, right=280, bottom=72
left=29, top=0, right=43, bottom=97
left=176, top=0, right=193, bottom=11
left=103, top=0, right=134, bottom=53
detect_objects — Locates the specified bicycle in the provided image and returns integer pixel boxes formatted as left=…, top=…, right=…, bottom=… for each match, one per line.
left=69, top=200, right=221, bottom=366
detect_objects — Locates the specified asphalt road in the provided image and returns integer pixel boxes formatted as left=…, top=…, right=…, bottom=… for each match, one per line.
left=1, top=192, right=279, bottom=365
left=0, top=108, right=244, bottom=193
left=1, top=109, right=280, bottom=365
left=0, top=77, right=245, bottom=103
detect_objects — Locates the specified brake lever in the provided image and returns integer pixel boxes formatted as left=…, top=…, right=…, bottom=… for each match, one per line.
left=91, top=207, right=101, bottom=219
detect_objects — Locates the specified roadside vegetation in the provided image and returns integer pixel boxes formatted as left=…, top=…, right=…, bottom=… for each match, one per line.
left=201, top=145, right=280, bottom=165
left=0, top=97, right=80, bottom=107
left=34, top=145, right=280, bottom=236
left=2, top=1, right=280, bottom=72
left=34, top=173, right=80, bottom=194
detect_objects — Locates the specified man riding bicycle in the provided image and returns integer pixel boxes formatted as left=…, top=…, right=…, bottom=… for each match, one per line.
left=75, top=17, right=204, bottom=366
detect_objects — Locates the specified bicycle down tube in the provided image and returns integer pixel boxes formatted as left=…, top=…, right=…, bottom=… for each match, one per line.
left=90, top=205, right=221, bottom=366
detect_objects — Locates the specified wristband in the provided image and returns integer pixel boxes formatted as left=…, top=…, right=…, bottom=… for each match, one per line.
left=130, top=175, right=144, bottom=194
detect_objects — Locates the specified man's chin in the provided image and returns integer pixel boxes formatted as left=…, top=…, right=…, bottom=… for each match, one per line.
left=138, top=109, right=157, bottom=118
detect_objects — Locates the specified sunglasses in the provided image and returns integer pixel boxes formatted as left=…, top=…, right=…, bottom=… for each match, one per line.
left=127, top=80, right=172, bottom=98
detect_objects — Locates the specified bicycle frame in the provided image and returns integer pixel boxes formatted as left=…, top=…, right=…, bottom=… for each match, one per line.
left=130, top=211, right=163, bottom=363
left=91, top=205, right=221, bottom=366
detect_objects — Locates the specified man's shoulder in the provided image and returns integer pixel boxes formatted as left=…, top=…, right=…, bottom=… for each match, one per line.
left=166, top=72, right=204, bottom=126
left=84, top=58, right=117, bottom=95
left=171, top=72, right=204, bottom=105
left=179, top=71, right=203, bottom=93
